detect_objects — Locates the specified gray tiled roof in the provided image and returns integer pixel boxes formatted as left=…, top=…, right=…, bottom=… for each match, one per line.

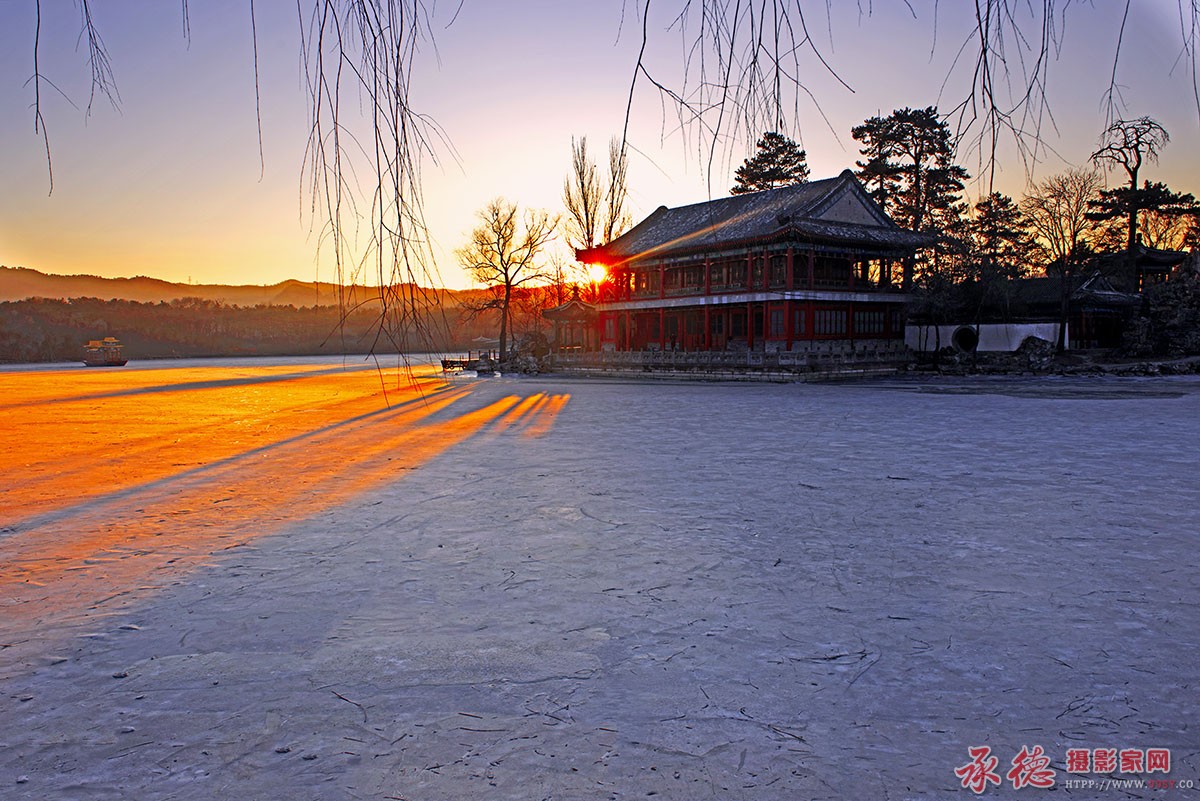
left=580, top=170, right=928, bottom=264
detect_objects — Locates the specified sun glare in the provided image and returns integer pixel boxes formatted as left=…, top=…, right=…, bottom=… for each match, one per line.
left=586, top=263, right=608, bottom=284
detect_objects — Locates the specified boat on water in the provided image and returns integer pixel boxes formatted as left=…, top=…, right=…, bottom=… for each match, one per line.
left=83, top=337, right=128, bottom=367
left=440, top=350, right=497, bottom=375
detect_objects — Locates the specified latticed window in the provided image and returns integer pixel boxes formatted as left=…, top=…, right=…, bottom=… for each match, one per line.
left=813, top=256, right=850, bottom=287
left=709, top=262, right=726, bottom=287
left=793, top=307, right=806, bottom=335
left=635, top=271, right=659, bottom=294
left=815, top=308, right=848, bottom=335
left=769, top=255, right=787, bottom=286
left=751, top=257, right=764, bottom=286
left=769, top=309, right=785, bottom=337
left=728, top=258, right=747, bottom=287
left=856, top=309, right=885, bottom=335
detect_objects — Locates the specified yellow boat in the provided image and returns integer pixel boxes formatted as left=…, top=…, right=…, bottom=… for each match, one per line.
left=83, top=337, right=128, bottom=367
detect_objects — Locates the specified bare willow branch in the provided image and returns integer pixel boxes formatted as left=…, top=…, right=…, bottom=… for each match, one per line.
left=626, top=2, right=1200, bottom=194
left=33, top=0, right=51, bottom=194
left=298, top=0, right=453, bottom=358
left=77, top=0, right=120, bottom=118
left=625, top=0, right=855, bottom=186
left=250, top=0, right=265, bottom=180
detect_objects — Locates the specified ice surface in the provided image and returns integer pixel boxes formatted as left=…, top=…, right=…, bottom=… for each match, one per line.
left=1, top=365, right=1196, bottom=799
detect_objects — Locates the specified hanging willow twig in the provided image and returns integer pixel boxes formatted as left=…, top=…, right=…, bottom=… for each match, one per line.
left=28, top=1, right=453, bottom=359
left=624, top=1, right=1200, bottom=191
left=298, top=1, right=455, bottom=359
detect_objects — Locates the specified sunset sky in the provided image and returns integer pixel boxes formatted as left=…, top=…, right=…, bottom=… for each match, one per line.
left=2, top=1, right=1199, bottom=291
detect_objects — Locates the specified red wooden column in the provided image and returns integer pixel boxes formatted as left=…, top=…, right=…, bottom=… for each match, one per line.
left=785, top=299, right=794, bottom=351
left=704, top=258, right=711, bottom=295
left=785, top=246, right=795, bottom=291
left=746, top=301, right=755, bottom=350
left=623, top=311, right=631, bottom=351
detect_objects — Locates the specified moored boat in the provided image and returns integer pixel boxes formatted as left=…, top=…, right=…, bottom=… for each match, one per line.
left=441, top=350, right=496, bottom=375
left=83, top=337, right=128, bottom=367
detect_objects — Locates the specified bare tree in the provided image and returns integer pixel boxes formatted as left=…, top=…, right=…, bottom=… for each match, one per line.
left=563, top=137, right=603, bottom=253
left=1021, top=168, right=1103, bottom=353
left=561, top=136, right=630, bottom=302
left=1090, top=117, right=1171, bottom=251
left=603, top=138, right=632, bottom=245
left=1140, top=207, right=1200, bottom=251
left=563, top=136, right=630, bottom=251
left=457, top=199, right=558, bottom=361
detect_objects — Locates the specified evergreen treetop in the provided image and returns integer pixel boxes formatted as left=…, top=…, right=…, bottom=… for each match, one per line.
left=731, top=132, right=810, bottom=195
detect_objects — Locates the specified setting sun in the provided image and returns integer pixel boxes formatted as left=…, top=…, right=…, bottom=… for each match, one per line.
left=585, top=263, right=608, bottom=284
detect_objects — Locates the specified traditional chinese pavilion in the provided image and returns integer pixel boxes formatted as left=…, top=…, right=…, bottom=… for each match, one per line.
left=542, top=296, right=599, bottom=354
left=574, top=170, right=928, bottom=369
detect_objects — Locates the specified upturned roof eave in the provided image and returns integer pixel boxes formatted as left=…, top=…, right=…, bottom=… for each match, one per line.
left=579, top=225, right=927, bottom=268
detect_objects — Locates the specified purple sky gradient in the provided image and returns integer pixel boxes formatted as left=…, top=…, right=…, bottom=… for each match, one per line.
left=1, top=1, right=1197, bottom=289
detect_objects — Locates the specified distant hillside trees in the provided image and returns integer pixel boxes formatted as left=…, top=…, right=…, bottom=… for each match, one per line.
left=0, top=296, right=501, bottom=363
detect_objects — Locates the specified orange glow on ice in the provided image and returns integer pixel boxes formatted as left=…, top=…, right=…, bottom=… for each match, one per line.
left=0, top=363, right=567, bottom=637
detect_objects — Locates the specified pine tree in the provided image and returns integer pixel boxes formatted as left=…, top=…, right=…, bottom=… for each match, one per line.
left=850, top=118, right=903, bottom=213
left=731, top=132, right=810, bottom=194
left=1086, top=181, right=1200, bottom=249
left=852, top=107, right=967, bottom=232
left=852, top=106, right=969, bottom=288
left=968, top=193, right=1032, bottom=282
left=1089, top=117, right=1171, bottom=252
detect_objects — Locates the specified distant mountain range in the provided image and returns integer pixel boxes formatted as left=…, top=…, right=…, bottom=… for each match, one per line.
left=0, top=265, right=476, bottom=307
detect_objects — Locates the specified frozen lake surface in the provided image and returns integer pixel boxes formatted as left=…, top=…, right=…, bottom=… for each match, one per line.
left=1, top=360, right=1197, bottom=799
